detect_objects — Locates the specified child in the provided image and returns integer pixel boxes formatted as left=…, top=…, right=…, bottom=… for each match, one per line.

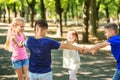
left=83, top=23, right=120, bottom=80
left=4, top=17, right=29, bottom=80
left=24, top=19, right=83, bottom=80
left=63, top=30, right=80, bottom=80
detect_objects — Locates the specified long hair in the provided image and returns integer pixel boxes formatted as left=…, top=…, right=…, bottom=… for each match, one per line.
left=4, top=17, right=25, bottom=51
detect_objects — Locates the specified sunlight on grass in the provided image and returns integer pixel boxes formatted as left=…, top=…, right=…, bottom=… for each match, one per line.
left=0, top=23, right=116, bottom=80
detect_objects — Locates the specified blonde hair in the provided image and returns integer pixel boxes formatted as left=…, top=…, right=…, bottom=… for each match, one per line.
left=4, top=17, right=25, bottom=51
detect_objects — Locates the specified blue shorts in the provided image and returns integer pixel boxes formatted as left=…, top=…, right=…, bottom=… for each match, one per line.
left=29, top=71, right=53, bottom=80
left=112, top=69, right=120, bottom=80
left=11, top=59, right=29, bottom=69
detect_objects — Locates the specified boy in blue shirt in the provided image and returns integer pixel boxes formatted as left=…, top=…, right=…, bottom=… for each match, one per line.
left=83, top=23, right=120, bottom=80
left=24, top=19, right=83, bottom=80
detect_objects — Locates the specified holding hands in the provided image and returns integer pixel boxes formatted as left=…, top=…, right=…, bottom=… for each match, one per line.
left=79, top=46, right=98, bottom=55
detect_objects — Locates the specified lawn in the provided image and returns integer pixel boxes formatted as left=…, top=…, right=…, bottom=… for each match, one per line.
left=0, top=23, right=115, bottom=80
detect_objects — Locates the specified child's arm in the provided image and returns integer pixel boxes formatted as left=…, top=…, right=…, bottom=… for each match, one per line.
left=23, top=33, right=27, bottom=40
left=12, top=36, right=23, bottom=47
left=59, top=43, right=83, bottom=52
left=83, top=41, right=110, bottom=54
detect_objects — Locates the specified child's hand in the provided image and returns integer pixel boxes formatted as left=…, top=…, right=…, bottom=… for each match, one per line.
left=19, top=41, right=24, bottom=47
left=82, top=47, right=89, bottom=53
left=90, top=50, right=97, bottom=55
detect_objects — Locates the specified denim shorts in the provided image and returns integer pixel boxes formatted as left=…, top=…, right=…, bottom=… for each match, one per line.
left=112, top=69, right=120, bottom=80
left=29, top=71, right=53, bottom=80
left=11, top=59, right=29, bottom=69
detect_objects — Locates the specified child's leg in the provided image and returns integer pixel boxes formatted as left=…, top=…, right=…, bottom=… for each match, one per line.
left=29, top=71, right=53, bottom=80
left=23, top=65, right=29, bottom=80
left=22, top=59, right=29, bottom=80
left=112, top=69, right=120, bottom=80
left=15, top=68, right=24, bottom=80
left=40, top=71, right=53, bottom=80
left=11, top=59, right=24, bottom=80
left=69, top=69, right=78, bottom=80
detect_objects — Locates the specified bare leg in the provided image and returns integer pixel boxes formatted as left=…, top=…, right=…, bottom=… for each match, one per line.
left=22, top=65, right=29, bottom=80
left=15, top=68, right=24, bottom=80
left=69, top=69, right=78, bottom=80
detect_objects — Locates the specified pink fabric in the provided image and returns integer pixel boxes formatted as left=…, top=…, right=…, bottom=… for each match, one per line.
left=10, top=33, right=28, bottom=60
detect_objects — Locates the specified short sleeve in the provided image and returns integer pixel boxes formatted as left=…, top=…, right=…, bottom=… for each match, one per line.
left=107, top=36, right=120, bottom=45
left=50, top=39, right=60, bottom=49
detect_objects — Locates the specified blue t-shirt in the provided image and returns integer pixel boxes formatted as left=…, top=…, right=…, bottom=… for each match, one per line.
left=24, top=37, right=60, bottom=73
left=107, top=35, right=120, bottom=69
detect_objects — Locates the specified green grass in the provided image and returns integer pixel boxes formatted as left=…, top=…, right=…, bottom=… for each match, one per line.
left=51, top=50, right=115, bottom=80
left=0, top=23, right=115, bottom=80
left=0, top=47, right=115, bottom=80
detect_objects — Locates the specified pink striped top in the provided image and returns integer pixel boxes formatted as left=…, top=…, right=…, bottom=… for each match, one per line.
left=10, top=33, right=28, bottom=60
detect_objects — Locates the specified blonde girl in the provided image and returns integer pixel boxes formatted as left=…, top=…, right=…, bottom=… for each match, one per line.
left=63, top=30, right=80, bottom=80
left=4, top=17, right=29, bottom=80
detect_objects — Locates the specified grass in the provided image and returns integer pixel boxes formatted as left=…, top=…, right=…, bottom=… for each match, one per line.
left=0, top=48, right=115, bottom=80
left=0, top=23, right=115, bottom=80
left=52, top=50, right=115, bottom=80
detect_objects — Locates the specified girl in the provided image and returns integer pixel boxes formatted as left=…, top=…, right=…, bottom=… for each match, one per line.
left=4, top=17, right=29, bottom=80
left=63, top=30, right=80, bottom=80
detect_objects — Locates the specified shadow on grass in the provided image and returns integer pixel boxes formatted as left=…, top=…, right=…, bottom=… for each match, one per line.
left=0, top=47, right=116, bottom=80
left=0, top=48, right=18, bottom=80
left=51, top=50, right=115, bottom=80
left=0, top=36, right=6, bottom=44
left=0, top=35, right=115, bottom=80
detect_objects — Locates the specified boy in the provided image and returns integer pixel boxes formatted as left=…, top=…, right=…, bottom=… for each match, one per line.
left=24, top=19, right=83, bottom=80
left=83, top=23, right=120, bottom=80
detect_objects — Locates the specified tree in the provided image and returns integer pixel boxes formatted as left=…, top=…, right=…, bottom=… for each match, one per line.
left=90, top=0, right=97, bottom=36
left=40, top=0, right=46, bottom=20
left=55, top=0, right=63, bottom=37
left=13, top=2, right=17, bottom=17
left=96, top=0, right=101, bottom=27
left=26, top=0, right=36, bottom=27
left=20, top=0, right=25, bottom=17
left=82, top=0, right=91, bottom=42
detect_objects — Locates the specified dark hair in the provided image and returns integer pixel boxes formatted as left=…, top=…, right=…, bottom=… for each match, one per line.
left=34, top=19, right=48, bottom=30
left=104, top=23, right=118, bottom=33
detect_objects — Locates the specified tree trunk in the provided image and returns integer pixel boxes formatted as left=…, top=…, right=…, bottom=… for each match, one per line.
left=25, top=6, right=30, bottom=22
left=6, top=5, right=11, bottom=23
left=3, top=8, right=6, bottom=22
left=117, top=2, right=120, bottom=34
left=30, top=8, right=35, bottom=27
left=0, top=7, right=2, bottom=21
left=64, top=2, right=69, bottom=26
left=82, top=0, right=91, bottom=42
left=105, top=5, right=109, bottom=23
left=55, top=0, right=63, bottom=37
left=20, top=0, right=25, bottom=17
left=71, top=3, right=74, bottom=20
left=90, top=0, right=97, bottom=36
left=96, top=0, right=101, bottom=28
left=40, top=0, right=46, bottom=20
left=26, top=0, right=36, bottom=27
left=13, top=2, right=17, bottom=17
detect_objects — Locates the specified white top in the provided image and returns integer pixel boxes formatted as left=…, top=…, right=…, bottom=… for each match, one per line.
left=63, top=42, right=80, bottom=70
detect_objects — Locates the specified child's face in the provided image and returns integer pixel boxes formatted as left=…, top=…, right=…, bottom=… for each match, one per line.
left=35, top=25, right=47, bottom=37
left=15, top=21, right=25, bottom=33
left=104, top=28, right=116, bottom=39
left=67, top=31, right=76, bottom=43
